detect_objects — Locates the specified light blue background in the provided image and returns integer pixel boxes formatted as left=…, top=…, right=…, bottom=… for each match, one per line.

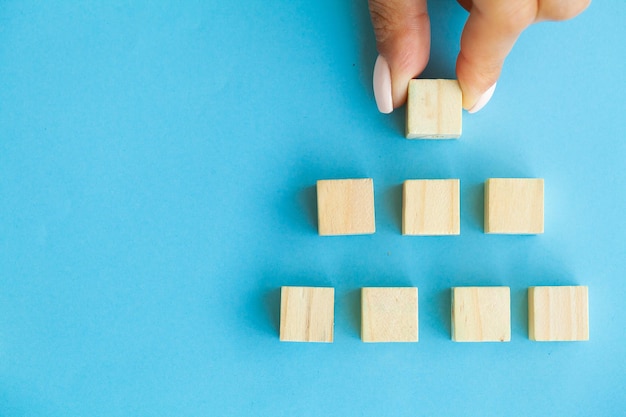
left=1, top=1, right=624, bottom=416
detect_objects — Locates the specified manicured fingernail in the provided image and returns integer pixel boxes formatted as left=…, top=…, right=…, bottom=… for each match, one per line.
left=373, top=55, right=393, bottom=114
left=468, top=83, right=497, bottom=114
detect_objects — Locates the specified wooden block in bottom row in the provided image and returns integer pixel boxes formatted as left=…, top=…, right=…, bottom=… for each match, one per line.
left=529, top=286, right=589, bottom=341
left=452, top=287, right=511, bottom=342
left=279, top=285, right=588, bottom=343
left=280, top=286, right=334, bottom=343
left=361, top=287, right=418, bottom=342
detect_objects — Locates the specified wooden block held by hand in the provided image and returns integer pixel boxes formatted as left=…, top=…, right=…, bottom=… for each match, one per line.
left=452, top=286, right=510, bottom=342
left=406, top=79, right=462, bottom=139
left=485, top=178, right=544, bottom=234
left=529, top=286, right=589, bottom=341
left=317, top=179, right=375, bottom=236
left=403, top=179, right=460, bottom=235
left=361, top=287, right=418, bottom=342
left=280, top=286, right=334, bottom=343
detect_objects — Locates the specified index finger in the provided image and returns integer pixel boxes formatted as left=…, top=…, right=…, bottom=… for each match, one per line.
left=456, top=2, right=537, bottom=110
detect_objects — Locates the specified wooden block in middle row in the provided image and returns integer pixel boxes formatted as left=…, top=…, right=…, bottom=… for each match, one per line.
left=452, top=286, right=511, bottom=342
left=485, top=178, right=544, bottom=234
left=362, top=287, right=418, bottom=342
left=317, top=178, right=375, bottom=236
left=403, top=179, right=460, bottom=235
left=406, top=79, right=462, bottom=139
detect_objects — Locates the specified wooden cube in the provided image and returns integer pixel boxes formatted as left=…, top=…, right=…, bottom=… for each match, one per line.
left=485, top=178, right=544, bottom=234
left=361, top=287, right=418, bottom=342
left=452, top=287, right=510, bottom=342
left=317, top=179, right=375, bottom=236
left=406, top=79, right=462, bottom=139
left=280, top=286, right=334, bottom=343
left=529, top=286, right=589, bottom=341
left=403, top=179, right=460, bottom=235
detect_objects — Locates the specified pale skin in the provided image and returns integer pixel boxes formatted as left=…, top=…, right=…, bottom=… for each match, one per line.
left=369, top=0, right=591, bottom=113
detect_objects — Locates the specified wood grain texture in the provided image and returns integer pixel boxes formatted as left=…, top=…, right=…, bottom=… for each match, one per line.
left=361, top=287, right=418, bottom=342
left=485, top=178, right=544, bottom=234
left=280, top=286, right=334, bottom=343
left=406, top=79, right=462, bottom=139
left=529, top=286, right=589, bottom=341
left=317, top=179, right=375, bottom=236
left=403, top=179, right=460, bottom=235
left=452, top=287, right=510, bottom=342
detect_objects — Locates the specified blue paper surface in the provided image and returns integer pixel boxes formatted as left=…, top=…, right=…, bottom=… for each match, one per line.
left=0, top=1, right=624, bottom=415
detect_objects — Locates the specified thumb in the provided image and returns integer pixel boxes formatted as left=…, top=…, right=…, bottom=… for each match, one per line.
left=369, top=0, right=430, bottom=113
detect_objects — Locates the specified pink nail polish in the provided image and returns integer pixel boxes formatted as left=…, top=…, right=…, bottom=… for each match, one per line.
left=373, top=55, right=393, bottom=114
left=468, top=83, right=497, bottom=114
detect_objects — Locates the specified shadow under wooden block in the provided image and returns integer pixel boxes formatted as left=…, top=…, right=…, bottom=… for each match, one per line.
left=361, top=287, right=418, bottom=343
left=280, top=286, right=335, bottom=343
left=436, top=288, right=452, bottom=339
left=485, top=178, right=544, bottom=234
left=406, top=79, right=462, bottom=139
left=528, top=286, right=589, bottom=341
left=298, top=185, right=318, bottom=232
left=384, top=183, right=403, bottom=234
left=403, top=179, right=460, bottom=235
left=265, top=288, right=281, bottom=335
left=464, top=181, right=484, bottom=232
left=452, top=286, right=510, bottom=342
left=344, top=289, right=362, bottom=339
left=317, top=179, right=375, bottom=236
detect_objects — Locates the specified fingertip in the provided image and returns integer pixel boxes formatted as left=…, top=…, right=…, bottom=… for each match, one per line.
left=456, top=52, right=499, bottom=110
left=456, top=3, right=532, bottom=111
left=467, top=82, right=496, bottom=113
left=387, top=32, right=430, bottom=108
left=369, top=0, right=430, bottom=111
left=373, top=55, right=393, bottom=114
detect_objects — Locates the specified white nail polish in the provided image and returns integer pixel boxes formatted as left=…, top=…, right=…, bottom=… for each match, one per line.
left=373, top=55, right=393, bottom=114
left=468, top=83, right=497, bottom=114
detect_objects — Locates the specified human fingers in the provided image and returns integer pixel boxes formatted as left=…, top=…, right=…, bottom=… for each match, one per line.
left=456, top=0, right=591, bottom=112
left=456, top=2, right=537, bottom=112
left=370, top=0, right=430, bottom=113
left=535, top=0, right=590, bottom=22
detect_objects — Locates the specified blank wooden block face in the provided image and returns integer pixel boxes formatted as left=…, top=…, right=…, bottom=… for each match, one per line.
left=406, top=79, right=462, bottom=139
left=317, top=179, right=375, bottom=236
left=529, top=286, right=589, bottom=341
left=403, top=179, right=460, bottom=235
left=361, top=287, right=418, bottom=342
left=280, top=286, right=334, bottom=343
left=452, top=287, right=510, bottom=342
left=485, top=178, right=544, bottom=234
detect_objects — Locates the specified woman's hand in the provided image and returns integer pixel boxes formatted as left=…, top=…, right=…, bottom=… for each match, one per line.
left=370, top=0, right=590, bottom=114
